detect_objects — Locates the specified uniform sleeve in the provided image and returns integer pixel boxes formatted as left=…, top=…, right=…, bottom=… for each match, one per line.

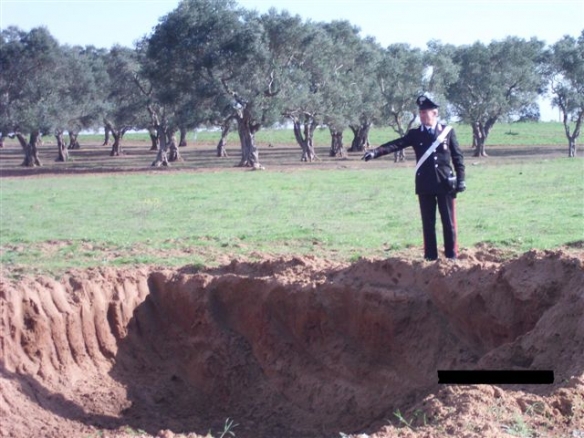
left=374, top=131, right=413, bottom=158
left=449, top=129, right=465, bottom=182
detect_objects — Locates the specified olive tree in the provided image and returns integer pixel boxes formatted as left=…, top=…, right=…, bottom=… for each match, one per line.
left=147, top=0, right=297, bottom=169
left=139, top=19, right=219, bottom=166
left=376, top=43, right=427, bottom=162
left=144, top=0, right=242, bottom=163
left=345, top=37, right=384, bottom=153
left=218, top=8, right=298, bottom=169
left=102, top=45, right=149, bottom=157
left=424, top=40, right=460, bottom=121
left=0, top=26, right=66, bottom=166
left=280, top=21, right=331, bottom=162
left=545, top=31, right=584, bottom=157
left=447, top=37, right=547, bottom=157
left=317, top=20, right=376, bottom=158
left=52, top=45, right=108, bottom=161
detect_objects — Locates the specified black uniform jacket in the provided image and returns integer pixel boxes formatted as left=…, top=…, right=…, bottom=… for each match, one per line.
left=375, top=124, right=465, bottom=195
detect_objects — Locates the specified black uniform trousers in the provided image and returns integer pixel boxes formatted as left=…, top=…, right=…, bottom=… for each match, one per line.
left=418, top=193, right=458, bottom=260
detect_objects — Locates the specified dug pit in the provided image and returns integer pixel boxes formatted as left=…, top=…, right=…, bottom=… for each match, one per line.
left=1, top=249, right=583, bottom=438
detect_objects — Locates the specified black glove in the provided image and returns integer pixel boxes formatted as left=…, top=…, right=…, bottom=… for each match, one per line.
left=362, top=150, right=377, bottom=161
left=456, top=180, right=466, bottom=193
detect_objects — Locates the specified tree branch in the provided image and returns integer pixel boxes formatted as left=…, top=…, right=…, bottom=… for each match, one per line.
left=221, top=77, right=246, bottom=106
left=264, top=70, right=280, bottom=97
left=132, top=73, right=152, bottom=97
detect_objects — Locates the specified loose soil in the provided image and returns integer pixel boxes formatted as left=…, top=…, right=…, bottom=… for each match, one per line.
left=1, top=249, right=583, bottom=438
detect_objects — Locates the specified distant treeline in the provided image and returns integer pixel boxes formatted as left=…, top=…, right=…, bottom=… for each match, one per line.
left=1, top=0, right=582, bottom=167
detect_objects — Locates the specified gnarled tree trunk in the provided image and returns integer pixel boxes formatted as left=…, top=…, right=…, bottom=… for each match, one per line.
left=473, top=137, right=488, bottom=158
left=67, top=131, right=80, bottom=150
left=292, top=117, right=318, bottom=162
left=236, top=108, right=262, bottom=169
left=329, top=128, right=346, bottom=158
left=568, top=139, right=576, bottom=157
left=216, top=121, right=231, bottom=158
left=102, top=125, right=111, bottom=146
left=104, top=119, right=127, bottom=157
left=13, top=133, right=27, bottom=150
left=168, top=130, right=183, bottom=162
left=561, top=110, right=582, bottom=158
left=109, top=129, right=125, bottom=156
left=348, top=122, right=371, bottom=152
left=471, top=122, right=485, bottom=157
left=179, top=126, right=188, bottom=147
left=55, top=132, right=69, bottom=162
left=152, top=125, right=170, bottom=167
left=22, top=131, right=42, bottom=167
left=472, top=118, right=497, bottom=157
left=220, top=78, right=265, bottom=169
left=148, top=127, right=159, bottom=151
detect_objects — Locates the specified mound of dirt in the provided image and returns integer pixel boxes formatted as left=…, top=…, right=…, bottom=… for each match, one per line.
left=1, top=250, right=583, bottom=438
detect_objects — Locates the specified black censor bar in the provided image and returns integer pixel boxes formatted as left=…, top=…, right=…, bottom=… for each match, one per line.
left=438, top=370, right=554, bottom=385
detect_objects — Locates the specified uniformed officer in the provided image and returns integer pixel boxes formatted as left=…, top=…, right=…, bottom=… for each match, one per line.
left=362, top=95, right=466, bottom=260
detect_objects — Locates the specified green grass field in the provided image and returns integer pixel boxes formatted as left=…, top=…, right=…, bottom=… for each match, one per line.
left=1, top=135, right=583, bottom=277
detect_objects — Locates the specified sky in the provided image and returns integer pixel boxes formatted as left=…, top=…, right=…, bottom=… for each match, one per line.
left=1, top=0, right=583, bottom=120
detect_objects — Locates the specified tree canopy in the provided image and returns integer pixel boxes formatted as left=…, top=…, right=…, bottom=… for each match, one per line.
left=1, top=0, right=582, bottom=166
left=446, top=37, right=547, bottom=157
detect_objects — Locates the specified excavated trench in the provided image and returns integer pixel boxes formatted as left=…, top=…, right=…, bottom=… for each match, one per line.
left=1, top=250, right=583, bottom=438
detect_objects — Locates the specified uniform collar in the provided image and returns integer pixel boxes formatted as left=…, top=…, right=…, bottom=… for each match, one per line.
left=421, top=123, right=443, bottom=134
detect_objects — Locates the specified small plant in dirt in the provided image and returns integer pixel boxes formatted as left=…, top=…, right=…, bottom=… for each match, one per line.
left=392, top=408, right=427, bottom=430
left=124, top=427, right=148, bottom=436
left=501, top=413, right=536, bottom=437
left=217, top=418, right=238, bottom=438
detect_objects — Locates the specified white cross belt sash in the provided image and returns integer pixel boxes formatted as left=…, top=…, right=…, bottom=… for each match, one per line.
left=414, top=126, right=453, bottom=174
